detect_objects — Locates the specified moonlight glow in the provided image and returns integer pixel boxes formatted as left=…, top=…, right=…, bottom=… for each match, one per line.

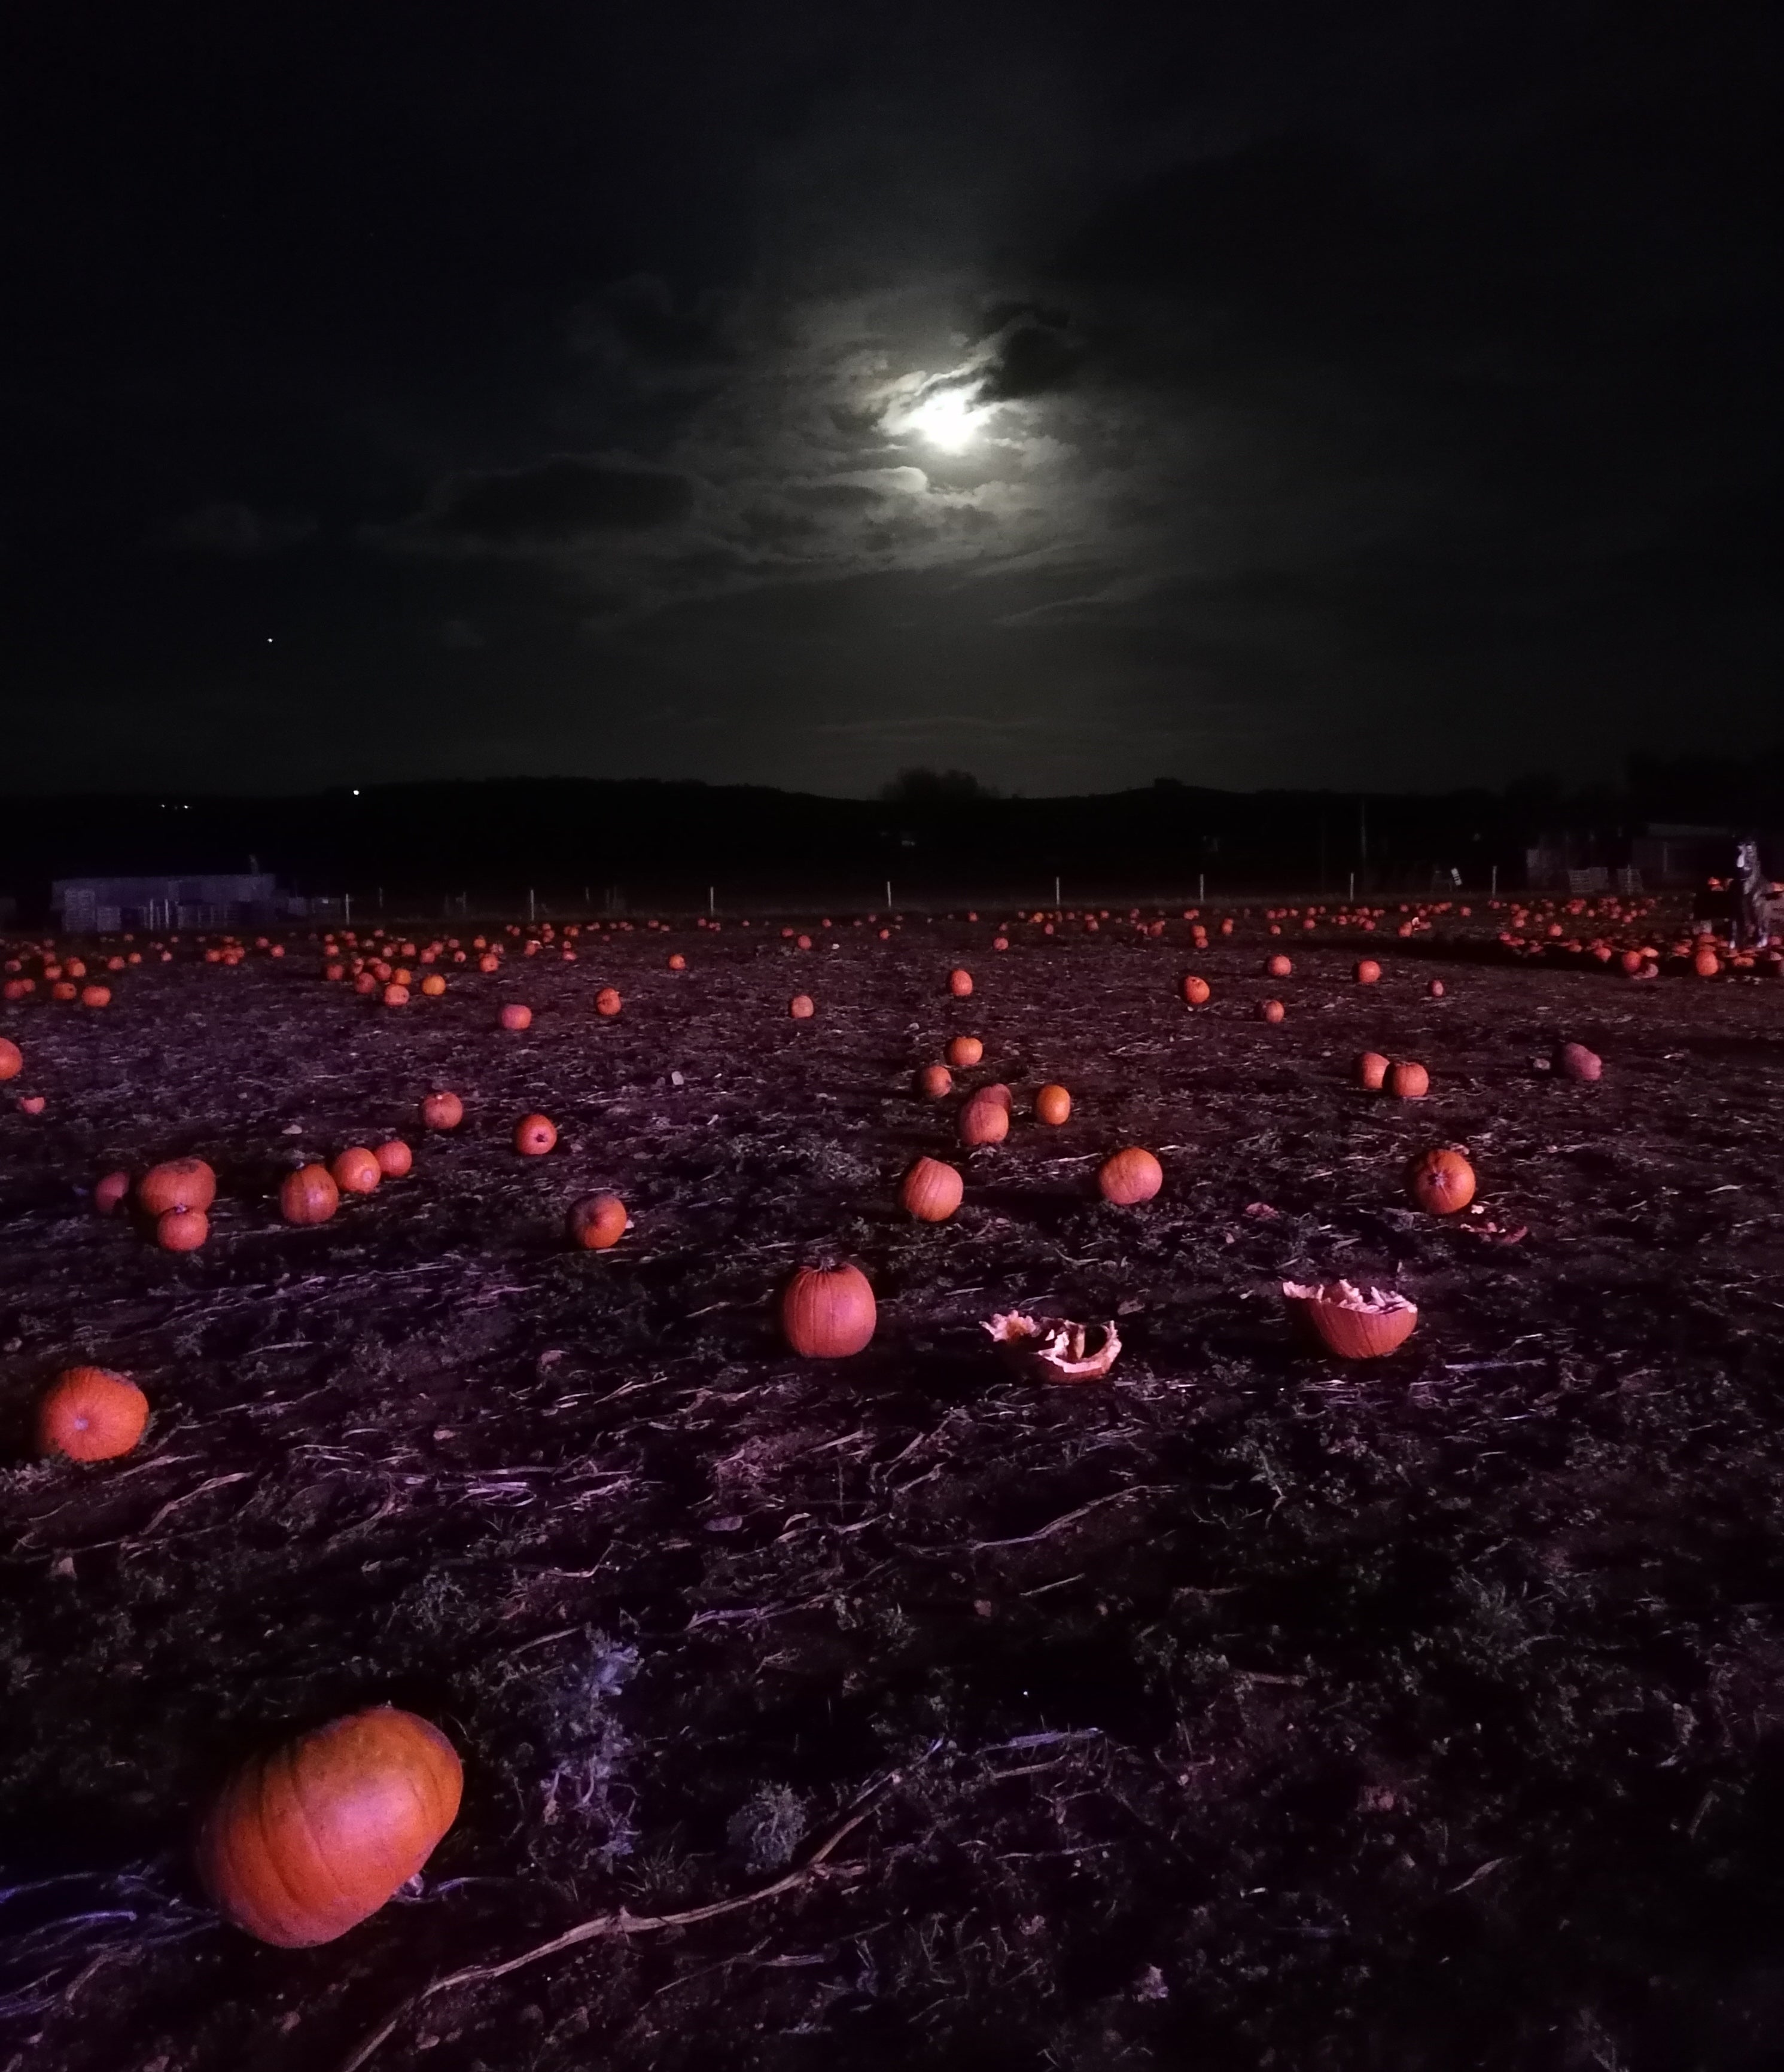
left=896, top=386, right=993, bottom=452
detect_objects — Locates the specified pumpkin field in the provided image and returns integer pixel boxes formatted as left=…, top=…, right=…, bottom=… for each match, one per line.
left=3, top=899, right=1783, bottom=2072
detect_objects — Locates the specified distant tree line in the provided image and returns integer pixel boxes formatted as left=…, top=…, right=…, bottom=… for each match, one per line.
left=0, top=750, right=1776, bottom=918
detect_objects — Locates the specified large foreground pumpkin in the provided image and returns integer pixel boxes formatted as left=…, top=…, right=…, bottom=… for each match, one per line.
left=196, top=1707, right=462, bottom=1946
left=781, top=1262, right=876, bottom=1357
left=36, top=1366, right=149, bottom=1461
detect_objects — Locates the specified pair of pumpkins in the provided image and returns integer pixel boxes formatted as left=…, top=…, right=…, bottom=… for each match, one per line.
left=136, top=1157, right=215, bottom=1251
left=1356, top=1054, right=1429, bottom=1099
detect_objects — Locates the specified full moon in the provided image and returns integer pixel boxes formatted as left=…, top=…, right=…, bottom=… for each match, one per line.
left=900, top=387, right=991, bottom=452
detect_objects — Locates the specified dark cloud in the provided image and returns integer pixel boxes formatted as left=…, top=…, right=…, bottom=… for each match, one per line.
left=159, top=502, right=318, bottom=556
left=416, top=456, right=696, bottom=546
left=1067, top=136, right=1383, bottom=301
left=576, top=275, right=740, bottom=371
left=784, top=480, right=889, bottom=510
left=975, top=319, right=1082, bottom=402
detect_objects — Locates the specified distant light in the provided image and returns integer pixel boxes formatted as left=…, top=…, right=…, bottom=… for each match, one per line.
left=266, top=637, right=273, bottom=644
left=352, top=788, right=361, bottom=796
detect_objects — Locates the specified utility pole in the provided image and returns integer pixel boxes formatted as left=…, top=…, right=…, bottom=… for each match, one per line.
left=885, top=880, right=892, bottom=909
left=709, top=885, right=716, bottom=915
left=1054, top=874, right=1061, bottom=907
left=528, top=887, right=536, bottom=924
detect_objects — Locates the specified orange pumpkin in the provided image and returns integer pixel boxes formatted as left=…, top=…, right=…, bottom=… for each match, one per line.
left=900, top=1156, right=963, bottom=1221
left=1265, top=953, right=1292, bottom=979
left=1180, top=974, right=1210, bottom=1006
left=374, top=1139, right=413, bottom=1178
left=1427, top=979, right=1445, bottom=999
left=381, top=983, right=410, bottom=1008
left=567, top=1192, right=628, bottom=1249
left=514, top=1113, right=557, bottom=1156
left=156, top=1206, right=209, bottom=1251
left=916, top=1063, right=953, bottom=1099
left=781, top=1262, right=876, bottom=1357
left=0, top=1037, right=20, bottom=1081
left=1386, top=1059, right=1429, bottom=1099
left=36, top=1366, right=149, bottom=1461
left=948, top=968, right=973, bottom=997
left=1355, top=1052, right=1390, bottom=1090
left=1283, top=1280, right=1417, bottom=1358
left=139, top=1157, right=217, bottom=1218
left=1692, top=945, right=1719, bottom=978
left=80, top=985, right=111, bottom=1008
left=667, top=953, right=686, bottom=970
left=280, top=1165, right=340, bottom=1224
left=419, top=974, right=447, bottom=997
left=331, top=1147, right=382, bottom=1196
left=1354, top=959, right=1382, bottom=985
left=595, top=987, right=622, bottom=1017
left=94, top=1169, right=132, bottom=1215
left=1034, top=1083, right=1071, bottom=1125
left=194, top=1707, right=462, bottom=1948
left=1257, top=998, right=1285, bottom=1023
left=958, top=1092, right=1010, bottom=1146
left=421, top=1090, right=464, bottom=1131
left=1405, top=1147, right=1475, bottom=1214
left=1098, top=1147, right=1162, bottom=1205
left=498, top=1003, right=532, bottom=1031
left=789, top=994, right=815, bottom=1019
left=945, top=1035, right=983, bottom=1068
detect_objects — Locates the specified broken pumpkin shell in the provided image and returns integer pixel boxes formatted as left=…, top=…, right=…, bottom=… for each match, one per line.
left=983, top=1311, right=1122, bottom=1384
left=1281, top=1280, right=1418, bottom=1360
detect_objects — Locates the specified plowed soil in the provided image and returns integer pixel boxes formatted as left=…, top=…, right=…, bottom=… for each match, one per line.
left=4, top=914, right=1784, bottom=2072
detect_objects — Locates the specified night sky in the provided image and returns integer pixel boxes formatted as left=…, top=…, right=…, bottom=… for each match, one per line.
left=6, top=3, right=1778, bottom=797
